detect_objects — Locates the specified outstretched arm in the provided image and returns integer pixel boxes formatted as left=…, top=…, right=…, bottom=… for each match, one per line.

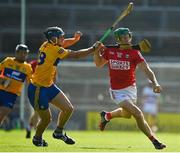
left=66, top=41, right=102, bottom=59
left=66, top=47, right=94, bottom=59
left=62, top=31, right=82, bottom=48
left=138, top=62, right=162, bottom=93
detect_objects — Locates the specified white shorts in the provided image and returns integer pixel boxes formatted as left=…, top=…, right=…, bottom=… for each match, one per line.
left=109, top=85, right=137, bottom=105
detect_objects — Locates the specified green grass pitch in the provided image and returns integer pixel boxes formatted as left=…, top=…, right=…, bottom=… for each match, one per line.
left=0, top=130, right=179, bottom=152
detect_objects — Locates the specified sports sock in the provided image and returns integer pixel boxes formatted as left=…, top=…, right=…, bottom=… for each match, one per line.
left=105, top=112, right=112, bottom=121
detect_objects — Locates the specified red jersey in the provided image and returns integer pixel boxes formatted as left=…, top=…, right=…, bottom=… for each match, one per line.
left=102, top=46, right=145, bottom=89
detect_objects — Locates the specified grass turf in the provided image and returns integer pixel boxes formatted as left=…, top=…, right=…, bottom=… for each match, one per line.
left=0, top=130, right=179, bottom=152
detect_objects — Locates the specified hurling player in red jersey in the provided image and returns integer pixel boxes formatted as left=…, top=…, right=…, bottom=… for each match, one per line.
left=94, top=27, right=166, bottom=150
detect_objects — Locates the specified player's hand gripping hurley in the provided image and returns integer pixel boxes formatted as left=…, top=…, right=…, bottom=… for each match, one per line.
left=100, top=2, right=133, bottom=43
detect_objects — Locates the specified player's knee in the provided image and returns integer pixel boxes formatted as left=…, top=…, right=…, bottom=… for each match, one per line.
left=133, top=110, right=143, bottom=119
left=68, top=105, right=74, bottom=113
left=65, top=105, right=74, bottom=115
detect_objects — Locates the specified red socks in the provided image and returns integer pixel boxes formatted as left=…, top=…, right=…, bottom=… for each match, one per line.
left=105, top=112, right=112, bottom=121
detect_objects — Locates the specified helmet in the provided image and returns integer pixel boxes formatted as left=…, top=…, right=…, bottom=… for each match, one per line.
left=114, top=27, right=132, bottom=38
left=44, top=26, right=65, bottom=40
left=15, top=44, right=29, bottom=52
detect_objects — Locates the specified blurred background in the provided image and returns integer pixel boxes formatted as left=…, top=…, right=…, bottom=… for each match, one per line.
left=0, top=0, right=180, bottom=132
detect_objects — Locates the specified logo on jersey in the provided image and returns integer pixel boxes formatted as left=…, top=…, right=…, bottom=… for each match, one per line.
left=4, top=68, right=26, bottom=82
left=109, top=59, right=130, bottom=70
left=11, top=71, right=21, bottom=80
left=58, top=48, right=65, bottom=54
left=12, top=71, right=20, bottom=76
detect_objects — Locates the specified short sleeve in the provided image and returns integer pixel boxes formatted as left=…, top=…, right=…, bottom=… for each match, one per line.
left=57, top=47, right=70, bottom=59
left=134, top=50, right=146, bottom=65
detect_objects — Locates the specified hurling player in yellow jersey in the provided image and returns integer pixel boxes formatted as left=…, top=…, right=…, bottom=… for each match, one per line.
left=26, top=31, right=83, bottom=139
left=28, top=26, right=100, bottom=147
left=0, top=44, right=32, bottom=125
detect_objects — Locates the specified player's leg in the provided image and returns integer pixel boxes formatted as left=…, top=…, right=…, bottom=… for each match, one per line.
left=27, top=83, right=50, bottom=146
left=50, top=91, right=75, bottom=145
left=121, top=100, right=152, bottom=136
left=99, top=108, right=131, bottom=131
left=26, top=111, right=39, bottom=138
left=99, top=87, right=133, bottom=131
left=35, top=109, right=51, bottom=137
left=51, top=91, right=73, bottom=128
left=120, top=100, right=166, bottom=149
left=111, top=108, right=132, bottom=118
left=32, top=109, right=51, bottom=147
left=0, top=106, right=11, bottom=125
left=0, top=90, right=17, bottom=125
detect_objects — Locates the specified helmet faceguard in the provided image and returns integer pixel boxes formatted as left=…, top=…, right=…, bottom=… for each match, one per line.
left=114, top=27, right=132, bottom=44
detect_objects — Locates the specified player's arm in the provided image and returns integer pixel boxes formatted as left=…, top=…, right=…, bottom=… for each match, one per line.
left=62, top=31, right=82, bottom=48
left=138, top=62, right=162, bottom=93
left=66, top=47, right=94, bottom=59
left=65, top=41, right=101, bottom=59
left=94, top=43, right=108, bottom=68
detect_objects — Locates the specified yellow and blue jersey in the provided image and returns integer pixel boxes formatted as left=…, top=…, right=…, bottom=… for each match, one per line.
left=0, top=57, right=32, bottom=95
left=31, top=41, right=69, bottom=87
